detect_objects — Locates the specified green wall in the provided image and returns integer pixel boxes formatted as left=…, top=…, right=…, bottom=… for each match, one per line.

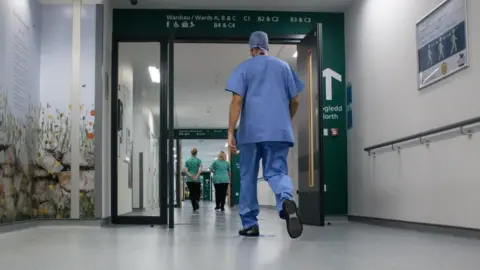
left=202, top=172, right=212, bottom=201
left=114, top=9, right=347, bottom=215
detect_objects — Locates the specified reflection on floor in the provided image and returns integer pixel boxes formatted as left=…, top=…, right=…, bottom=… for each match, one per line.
left=122, top=207, right=160, bottom=216
left=1, top=202, right=480, bottom=270
left=120, top=200, right=213, bottom=217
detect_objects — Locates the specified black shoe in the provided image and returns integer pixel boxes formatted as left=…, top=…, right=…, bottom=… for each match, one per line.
left=239, top=225, right=260, bottom=237
left=214, top=206, right=220, bottom=210
left=220, top=207, right=225, bottom=212
left=282, top=200, right=303, bottom=239
left=194, top=201, right=200, bottom=210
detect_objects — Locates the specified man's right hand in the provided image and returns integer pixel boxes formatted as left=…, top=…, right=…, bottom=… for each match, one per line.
left=228, top=133, right=237, bottom=153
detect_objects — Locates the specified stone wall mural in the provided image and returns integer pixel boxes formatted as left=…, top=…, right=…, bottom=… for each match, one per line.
left=32, top=102, right=96, bottom=219
left=0, top=96, right=96, bottom=223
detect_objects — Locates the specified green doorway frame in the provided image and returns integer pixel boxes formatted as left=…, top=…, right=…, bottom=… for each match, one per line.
left=110, top=9, right=347, bottom=229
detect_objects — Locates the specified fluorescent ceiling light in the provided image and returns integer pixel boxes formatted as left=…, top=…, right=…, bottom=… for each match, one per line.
left=292, top=51, right=297, bottom=58
left=148, top=66, right=160, bottom=83
left=225, top=143, right=228, bottom=147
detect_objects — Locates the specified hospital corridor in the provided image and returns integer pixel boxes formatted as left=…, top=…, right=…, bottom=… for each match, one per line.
left=1, top=0, right=480, bottom=269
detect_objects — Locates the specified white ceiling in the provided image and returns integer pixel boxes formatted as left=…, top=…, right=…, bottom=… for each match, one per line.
left=111, top=0, right=354, bottom=12
left=38, top=0, right=103, bottom=3
left=174, top=43, right=297, bottom=128
left=40, top=0, right=354, bottom=11
left=180, top=139, right=228, bottom=169
left=119, top=42, right=297, bottom=132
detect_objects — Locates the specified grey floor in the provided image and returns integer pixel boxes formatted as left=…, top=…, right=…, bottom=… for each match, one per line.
left=1, top=202, right=480, bottom=270
left=122, top=207, right=160, bottom=216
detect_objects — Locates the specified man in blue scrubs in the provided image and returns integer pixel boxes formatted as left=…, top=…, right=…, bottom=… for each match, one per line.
left=226, top=31, right=305, bottom=239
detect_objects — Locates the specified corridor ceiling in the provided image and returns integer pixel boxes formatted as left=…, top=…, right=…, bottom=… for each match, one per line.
left=173, top=43, right=296, bottom=128
left=111, top=0, right=354, bottom=12
left=119, top=42, right=296, bottom=131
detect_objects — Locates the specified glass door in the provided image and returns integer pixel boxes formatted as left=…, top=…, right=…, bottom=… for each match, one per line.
left=111, top=40, right=169, bottom=225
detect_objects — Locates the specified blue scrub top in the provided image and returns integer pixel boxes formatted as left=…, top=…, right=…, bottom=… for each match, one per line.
left=226, top=55, right=304, bottom=146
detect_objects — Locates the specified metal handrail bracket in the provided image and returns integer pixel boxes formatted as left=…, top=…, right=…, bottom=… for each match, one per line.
left=460, top=126, right=473, bottom=137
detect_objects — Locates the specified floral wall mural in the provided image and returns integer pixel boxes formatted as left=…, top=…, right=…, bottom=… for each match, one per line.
left=0, top=2, right=98, bottom=224
left=0, top=99, right=97, bottom=222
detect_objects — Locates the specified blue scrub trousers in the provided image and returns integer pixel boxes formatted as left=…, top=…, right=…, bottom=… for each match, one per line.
left=238, top=142, right=294, bottom=229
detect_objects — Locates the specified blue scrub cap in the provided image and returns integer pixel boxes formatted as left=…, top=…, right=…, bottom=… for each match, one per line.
left=249, top=31, right=269, bottom=52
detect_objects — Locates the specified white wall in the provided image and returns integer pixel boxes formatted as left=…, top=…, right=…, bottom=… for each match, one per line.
left=40, top=4, right=96, bottom=131
left=131, top=82, right=155, bottom=209
left=346, top=0, right=480, bottom=228
left=39, top=5, right=71, bottom=112
left=116, top=60, right=133, bottom=215
left=0, top=0, right=41, bottom=126
left=131, top=83, right=145, bottom=208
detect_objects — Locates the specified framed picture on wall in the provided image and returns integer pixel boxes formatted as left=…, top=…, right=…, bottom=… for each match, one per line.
left=416, top=0, right=469, bottom=89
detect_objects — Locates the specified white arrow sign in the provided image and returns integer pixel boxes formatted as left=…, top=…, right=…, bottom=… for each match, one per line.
left=322, top=68, right=342, bottom=101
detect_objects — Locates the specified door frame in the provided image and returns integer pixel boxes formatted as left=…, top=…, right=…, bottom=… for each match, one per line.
left=110, top=32, right=325, bottom=227
left=110, top=37, right=170, bottom=225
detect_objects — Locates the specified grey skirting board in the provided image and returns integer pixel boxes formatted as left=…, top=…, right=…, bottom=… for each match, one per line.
left=349, top=215, right=480, bottom=239
left=0, top=217, right=112, bottom=234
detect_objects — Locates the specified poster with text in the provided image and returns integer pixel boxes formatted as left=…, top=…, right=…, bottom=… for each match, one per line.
left=416, top=0, right=469, bottom=89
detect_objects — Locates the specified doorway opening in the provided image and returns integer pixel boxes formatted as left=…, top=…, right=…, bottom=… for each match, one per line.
left=172, top=42, right=298, bottom=224
left=177, top=139, right=229, bottom=209
left=111, top=26, right=325, bottom=227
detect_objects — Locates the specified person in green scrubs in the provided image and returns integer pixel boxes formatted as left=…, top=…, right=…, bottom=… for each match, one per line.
left=210, top=151, right=230, bottom=211
left=184, top=148, right=203, bottom=211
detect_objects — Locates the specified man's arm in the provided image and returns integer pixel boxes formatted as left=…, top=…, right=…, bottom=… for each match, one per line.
left=228, top=93, right=243, bottom=135
left=289, top=95, right=300, bottom=120
left=285, top=64, right=304, bottom=120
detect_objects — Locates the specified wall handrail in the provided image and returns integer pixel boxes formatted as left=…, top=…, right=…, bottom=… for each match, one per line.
left=364, top=116, right=480, bottom=152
